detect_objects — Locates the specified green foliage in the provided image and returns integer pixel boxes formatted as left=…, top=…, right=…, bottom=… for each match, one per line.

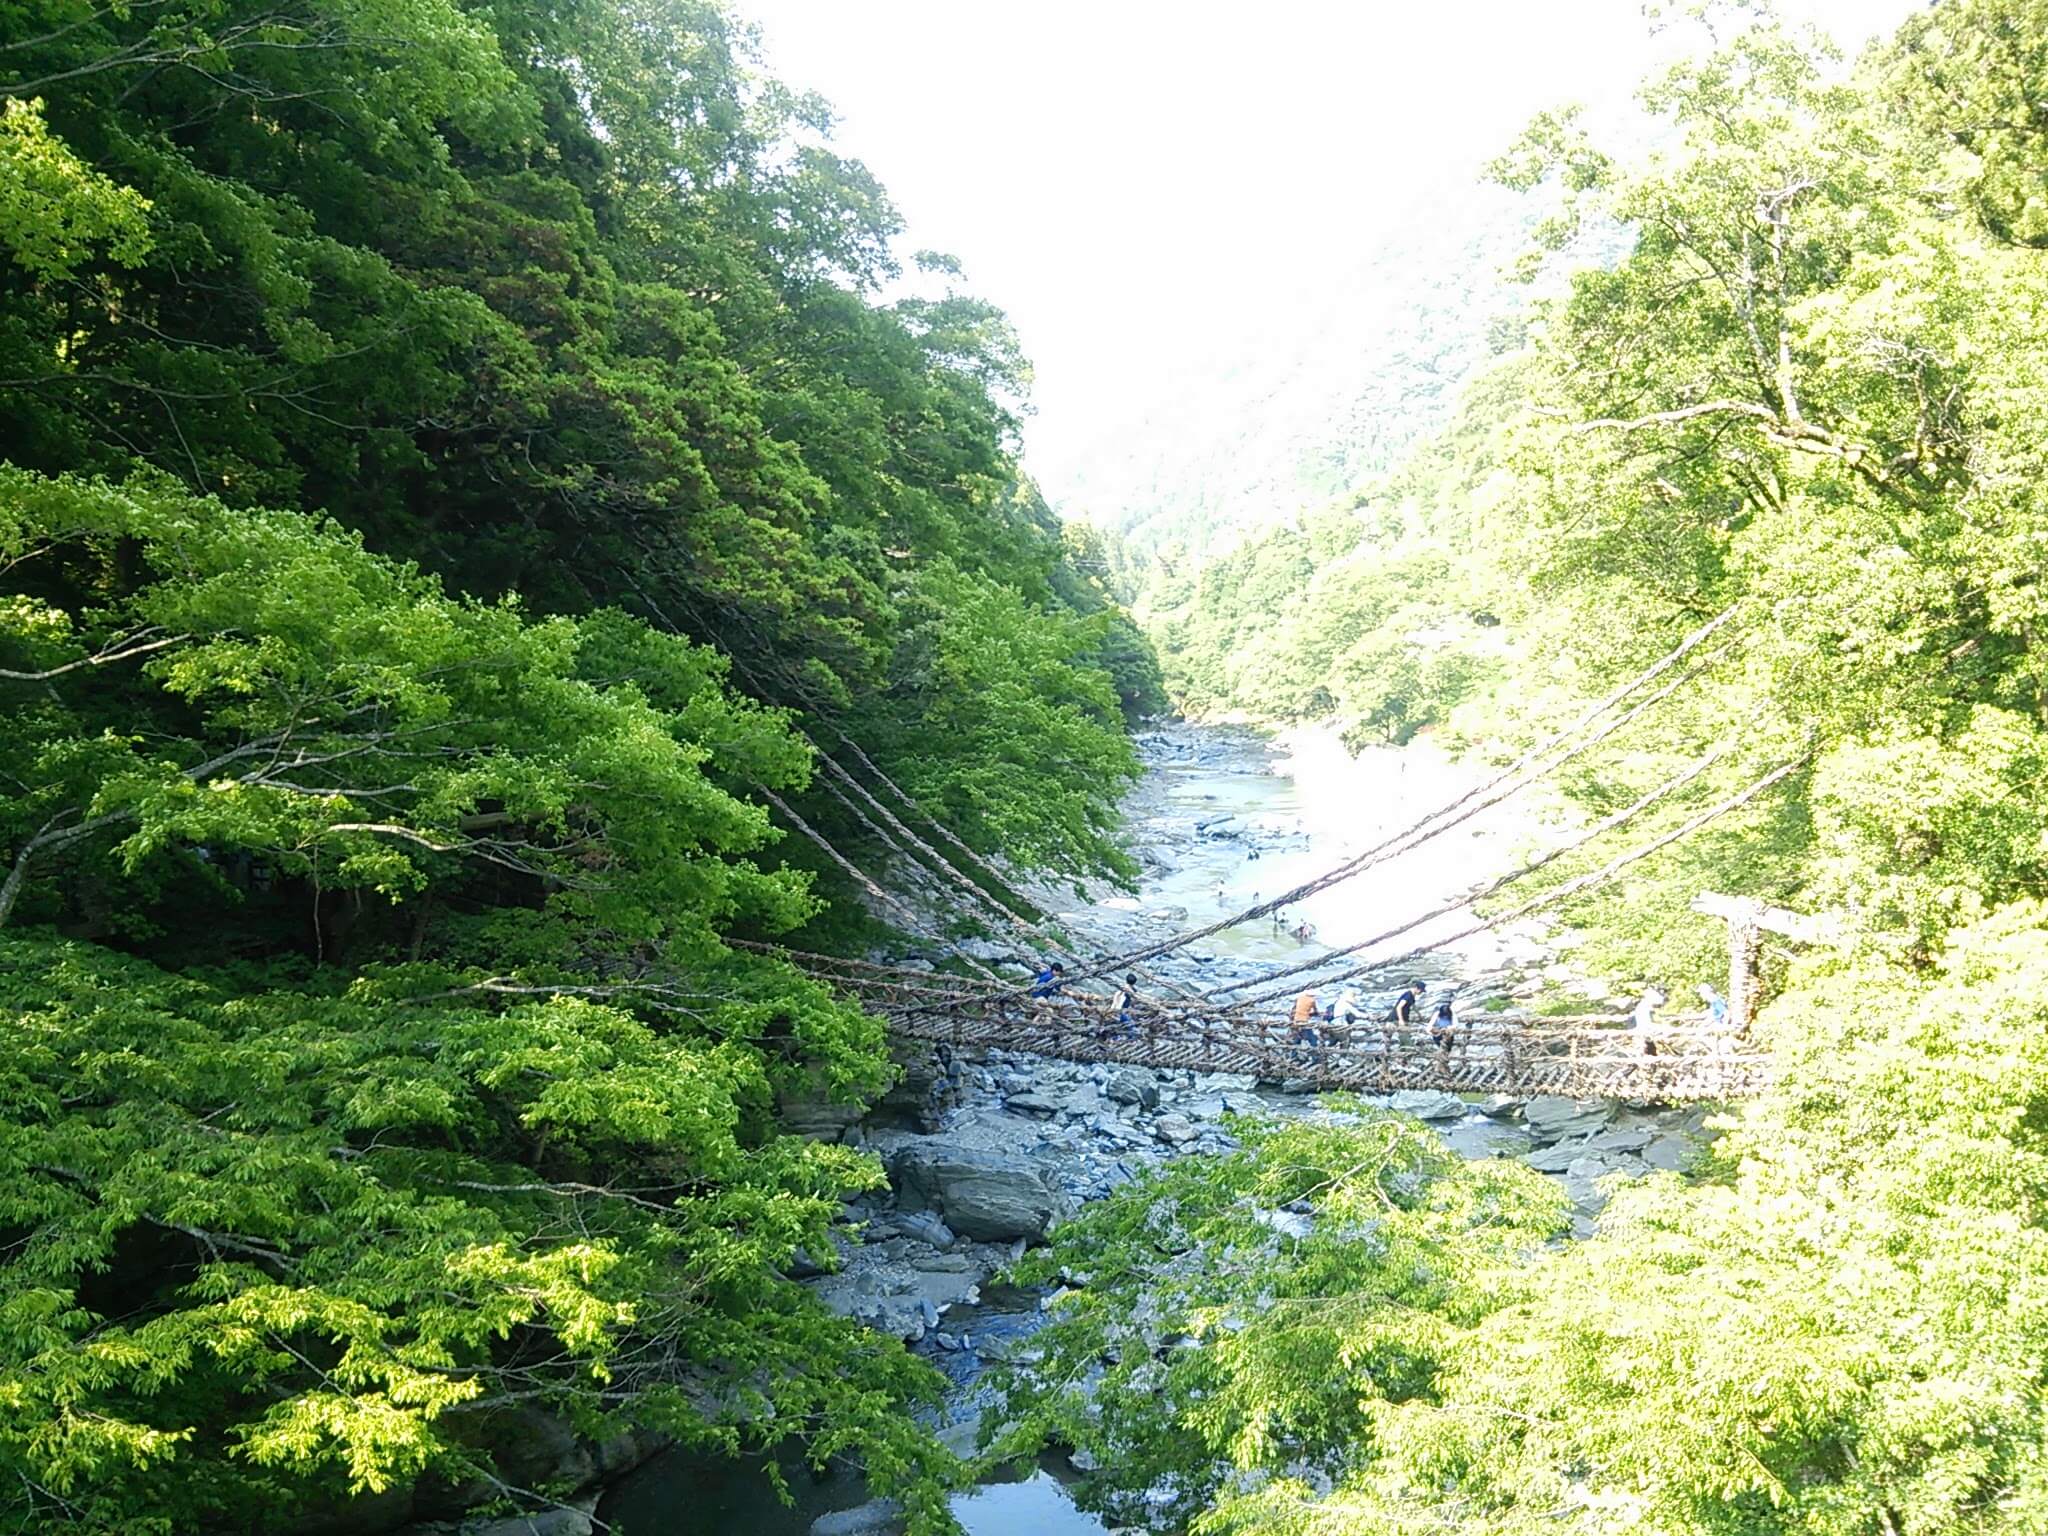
left=0, top=0, right=1168, bottom=1514
left=1149, top=0, right=2048, bottom=981
left=0, top=470, right=965, bottom=1531
left=1002, top=921, right=2048, bottom=1536
left=1162, top=913, right=2048, bottom=1536
left=0, top=0, right=1151, bottom=894
left=0, top=98, right=149, bottom=279
left=869, top=562, right=1140, bottom=886
left=0, top=937, right=951, bottom=1534
left=1069, top=10, right=2048, bottom=1536
left=989, top=1114, right=1568, bottom=1529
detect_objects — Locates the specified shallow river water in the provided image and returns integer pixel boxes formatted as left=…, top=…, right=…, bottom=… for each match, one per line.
left=598, top=723, right=1562, bottom=1536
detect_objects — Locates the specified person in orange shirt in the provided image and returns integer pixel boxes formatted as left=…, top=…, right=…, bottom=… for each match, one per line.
left=1291, top=988, right=1321, bottom=1051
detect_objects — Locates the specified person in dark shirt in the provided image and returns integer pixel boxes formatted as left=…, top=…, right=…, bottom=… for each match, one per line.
left=1392, top=980, right=1424, bottom=1030
left=1028, top=961, right=1065, bottom=998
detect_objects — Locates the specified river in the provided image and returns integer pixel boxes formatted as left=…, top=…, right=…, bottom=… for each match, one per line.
left=598, top=723, right=1640, bottom=1536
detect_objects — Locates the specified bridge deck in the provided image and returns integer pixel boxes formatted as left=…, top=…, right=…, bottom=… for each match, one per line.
left=890, top=1012, right=1764, bottom=1102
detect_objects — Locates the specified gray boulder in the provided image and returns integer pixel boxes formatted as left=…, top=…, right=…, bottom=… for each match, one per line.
left=888, top=1210, right=956, bottom=1249
left=1644, top=1132, right=1697, bottom=1172
left=1004, top=1091, right=1061, bottom=1118
left=1389, top=1089, right=1467, bottom=1122
left=459, top=1499, right=599, bottom=1536
left=1153, top=1112, right=1200, bottom=1146
left=888, top=1146, right=1067, bottom=1242
left=1522, top=1095, right=1612, bottom=1142
left=1522, top=1141, right=1588, bottom=1173
left=778, top=1097, right=862, bottom=1142
left=1104, top=1068, right=1161, bottom=1110
left=1587, top=1126, right=1654, bottom=1153
left=1563, top=1152, right=1646, bottom=1214
left=1442, top=1121, right=1534, bottom=1161
left=811, top=1499, right=905, bottom=1536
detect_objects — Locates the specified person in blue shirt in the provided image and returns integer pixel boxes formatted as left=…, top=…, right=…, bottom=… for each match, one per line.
left=1028, top=961, right=1065, bottom=998
left=1430, top=997, right=1457, bottom=1054
left=1697, top=982, right=1728, bottom=1026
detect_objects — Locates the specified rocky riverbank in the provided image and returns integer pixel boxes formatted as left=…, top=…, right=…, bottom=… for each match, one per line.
left=597, top=723, right=1715, bottom=1536
left=812, top=1042, right=1708, bottom=1348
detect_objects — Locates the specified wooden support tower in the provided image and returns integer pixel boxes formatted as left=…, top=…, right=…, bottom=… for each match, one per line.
left=1689, top=891, right=1843, bottom=1031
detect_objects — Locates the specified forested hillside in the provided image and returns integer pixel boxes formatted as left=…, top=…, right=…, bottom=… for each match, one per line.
left=0, top=0, right=1157, bottom=1528
left=991, top=6, right=2048, bottom=1535
left=1055, top=187, right=1559, bottom=566
left=1148, top=0, right=2048, bottom=976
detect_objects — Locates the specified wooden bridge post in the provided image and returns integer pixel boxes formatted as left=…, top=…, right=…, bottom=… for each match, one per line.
left=1727, top=919, right=1760, bottom=1033
left=1691, top=892, right=1842, bottom=1035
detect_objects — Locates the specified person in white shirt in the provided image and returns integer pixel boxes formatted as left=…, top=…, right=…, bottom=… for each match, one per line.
left=1325, top=986, right=1361, bottom=1041
left=1631, top=984, right=1668, bottom=1054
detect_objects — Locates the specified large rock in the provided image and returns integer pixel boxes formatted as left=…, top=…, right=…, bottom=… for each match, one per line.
left=1389, top=1089, right=1467, bottom=1122
left=888, top=1145, right=1067, bottom=1241
left=1442, top=1120, right=1534, bottom=1161
left=778, top=1096, right=863, bottom=1142
left=1152, top=1112, right=1200, bottom=1146
left=1644, top=1132, right=1697, bottom=1172
left=1104, top=1068, right=1160, bottom=1110
left=871, top=1044, right=962, bottom=1132
left=464, top=1509, right=594, bottom=1536
left=887, top=1210, right=956, bottom=1249
left=1587, top=1126, right=1654, bottom=1153
left=1522, top=1142, right=1588, bottom=1173
left=1522, top=1095, right=1613, bottom=1142
left=811, top=1499, right=904, bottom=1536
left=1563, top=1152, right=1645, bottom=1214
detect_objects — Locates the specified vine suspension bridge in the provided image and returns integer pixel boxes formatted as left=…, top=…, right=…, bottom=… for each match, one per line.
left=758, top=608, right=1792, bottom=1105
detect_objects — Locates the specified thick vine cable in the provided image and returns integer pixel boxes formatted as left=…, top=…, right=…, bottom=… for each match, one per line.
left=1235, top=753, right=1808, bottom=1007
left=753, top=786, right=1003, bottom=982
left=1208, top=737, right=1738, bottom=1000
left=1039, top=607, right=1742, bottom=987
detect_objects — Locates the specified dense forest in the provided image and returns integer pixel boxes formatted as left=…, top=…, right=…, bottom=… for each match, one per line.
left=1148, top=0, right=2048, bottom=980
left=12, top=0, right=2048, bottom=1533
left=989, top=4, right=2048, bottom=1536
left=0, top=0, right=1158, bottom=1528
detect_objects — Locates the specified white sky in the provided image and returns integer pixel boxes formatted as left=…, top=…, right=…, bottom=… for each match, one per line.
left=736, top=0, right=1922, bottom=501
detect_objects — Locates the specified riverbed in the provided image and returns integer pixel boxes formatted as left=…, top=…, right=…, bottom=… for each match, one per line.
left=598, top=723, right=1682, bottom=1536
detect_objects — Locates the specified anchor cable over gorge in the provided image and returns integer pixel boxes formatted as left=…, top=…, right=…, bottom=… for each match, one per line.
left=671, top=576, right=1771, bottom=1104
left=1022, top=604, right=1744, bottom=989
left=1204, top=734, right=1742, bottom=1001
left=753, top=645, right=1801, bottom=1102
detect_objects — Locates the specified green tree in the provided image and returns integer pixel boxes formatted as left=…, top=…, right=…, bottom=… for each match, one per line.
left=0, top=469, right=959, bottom=1532
left=989, top=1114, right=1567, bottom=1530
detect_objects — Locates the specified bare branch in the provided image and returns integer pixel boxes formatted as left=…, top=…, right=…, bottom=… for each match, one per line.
left=0, top=630, right=190, bottom=682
